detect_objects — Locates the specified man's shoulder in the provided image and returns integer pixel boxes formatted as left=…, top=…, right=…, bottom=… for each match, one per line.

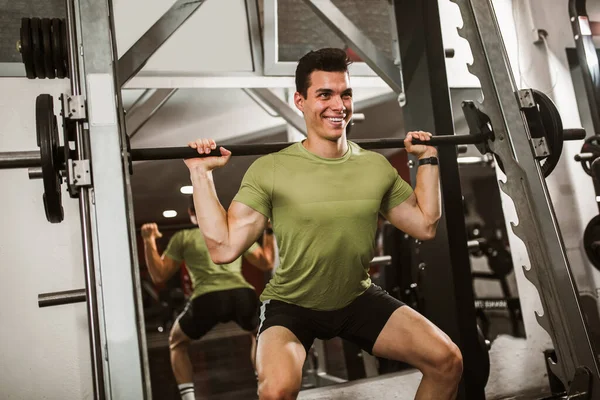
left=349, top=141, right=392, bottom=165
left=249, top=143, right=301, bottom=166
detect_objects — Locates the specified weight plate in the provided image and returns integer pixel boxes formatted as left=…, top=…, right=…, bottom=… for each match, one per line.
left=30, top=18, right=46, bottom=79
left=584, top=215, right=600, bottom=272
left=51, top=19, right=66, bottom=79
left=40, top=19, right=55, bottom=79
left=486, top=240, right=513, bottom=277
left=532, top=90, right=563, bottom=178
left=36, top=94, right=64, bottom=223
left=41, top=19, right=55, bottom=79
left=20, top=18, right=36, bottom=79
left=61, top=19, right=69, bottom=78
left=580, top=135, right=600, bottom=177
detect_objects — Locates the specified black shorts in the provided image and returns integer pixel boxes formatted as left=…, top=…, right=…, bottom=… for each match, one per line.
left=177, top=287, right=259, bottom=340
left=257, top=284, right=404, bottom=354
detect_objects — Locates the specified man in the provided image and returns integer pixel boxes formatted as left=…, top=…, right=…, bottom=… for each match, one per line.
left=141, top=197, right=275, bottom=400
left=183, top=48, right=462, bottom=400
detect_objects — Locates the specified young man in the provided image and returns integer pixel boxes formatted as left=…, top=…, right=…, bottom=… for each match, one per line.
left=141, top=197, right=275, bottom=400
left=183, top=48, right=463, bottom=400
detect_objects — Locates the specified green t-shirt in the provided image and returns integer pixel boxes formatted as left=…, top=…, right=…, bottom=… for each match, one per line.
left=164, top=228, right=259, bottom=299
left=233, top=141, right=413, bottom=310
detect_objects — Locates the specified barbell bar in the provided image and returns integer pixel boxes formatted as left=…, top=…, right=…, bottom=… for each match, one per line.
left=0, top=129, right=585, bottom=171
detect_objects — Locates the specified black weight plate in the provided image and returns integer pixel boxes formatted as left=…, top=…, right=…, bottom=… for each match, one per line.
left=36, top=94, right=64, bottom=223
left=30, top=18, right=46, bottom=79
left=584, top=215, right=600, bottom=272
left=532, top=90, right=563, bottom=178
left=61, top=19, right=69, bottom=78
left=487, top=244, right=513, bottom=277
left=41, top=19, right=55, bottom=79
left=20, top=18, right=36, bottom=79
left=51, top=19, right=66, bottom=79
left=580, top=136, right=600, bottom=177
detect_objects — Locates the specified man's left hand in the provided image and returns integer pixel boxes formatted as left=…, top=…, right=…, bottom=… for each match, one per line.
left=404, top=131, right=437, bottom=159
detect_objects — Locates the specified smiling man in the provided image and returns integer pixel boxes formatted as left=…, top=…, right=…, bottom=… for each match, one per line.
left=183, top=48, right=463, bottom=400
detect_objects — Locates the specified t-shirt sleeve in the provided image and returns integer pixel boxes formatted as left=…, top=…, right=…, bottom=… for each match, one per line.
left=232, top=155, right=273, bottom=218
left=243, top=242, right=260, bottom=257
left=380, top=168, right=414, bottom=213
left=163, top=231, right=185, bottom=262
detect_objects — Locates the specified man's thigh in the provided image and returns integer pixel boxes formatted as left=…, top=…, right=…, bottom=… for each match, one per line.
left=256, top=326, right=306, bottom=390
left=372, top=306, right=458, bottom=371
left=339, top=284, right=405, bottom=354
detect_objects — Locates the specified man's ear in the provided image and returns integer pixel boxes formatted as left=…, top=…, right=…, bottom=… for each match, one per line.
left=294, top=91, right=304, bottom=113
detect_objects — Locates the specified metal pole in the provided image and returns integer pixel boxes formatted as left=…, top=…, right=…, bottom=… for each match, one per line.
left=0, top=151, right=40, bottom=168
left=38, top=288, right=86, bottom=307
left=65, top=1, right=105, bottom=398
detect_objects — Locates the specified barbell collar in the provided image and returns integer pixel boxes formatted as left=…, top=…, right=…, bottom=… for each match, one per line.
left=0, top=151, right=41, bottom=169
left=563, top=128, right=586, bottom=141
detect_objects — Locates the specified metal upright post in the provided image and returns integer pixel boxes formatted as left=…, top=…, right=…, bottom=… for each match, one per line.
left=74, top=0, right=149, bottom=397
left=394, top=0, right=484, bottom=398
left=64, top=1, right=105, bottom=398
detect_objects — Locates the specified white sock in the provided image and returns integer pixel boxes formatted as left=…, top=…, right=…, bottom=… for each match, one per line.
left=178, top=383, right=194, bottom=400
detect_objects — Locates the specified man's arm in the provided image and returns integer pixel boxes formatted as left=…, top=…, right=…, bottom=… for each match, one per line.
left=244, top=230, right=276, bottom=272
left=382, top=132, right=441, bottom=241
left=141, top=223, right=181, bottom=284
left=185, top=139, right=268, bottom=264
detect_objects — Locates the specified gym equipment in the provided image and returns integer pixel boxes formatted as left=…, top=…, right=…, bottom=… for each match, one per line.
left=584, top=215, right=600, bottom=272
left=18, top=17, right=69, bottom=79
left=0, top=91, right=586, bottom=224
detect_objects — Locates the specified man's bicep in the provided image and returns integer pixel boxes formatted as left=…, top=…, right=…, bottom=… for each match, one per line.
left=228, top=201, right=268, bottom=254
left=381, top=193, right=423, bottom=237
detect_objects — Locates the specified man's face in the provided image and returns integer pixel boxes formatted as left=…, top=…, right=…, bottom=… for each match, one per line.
left=294, top=70, right=353, bottom=141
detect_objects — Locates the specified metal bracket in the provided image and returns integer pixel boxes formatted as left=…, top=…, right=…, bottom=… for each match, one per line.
left=68, top=159, right=91, bottom=187
left=532, top=137, right=550, bottom=159
left=61, top=94, right=86, bottom=120
left=517, top=89, right=536, bottom=109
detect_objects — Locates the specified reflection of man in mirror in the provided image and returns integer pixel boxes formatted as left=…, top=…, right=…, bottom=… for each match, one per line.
left=184, top=48, right=462, bottom=400
left=141, top=196, right=275, bottom=400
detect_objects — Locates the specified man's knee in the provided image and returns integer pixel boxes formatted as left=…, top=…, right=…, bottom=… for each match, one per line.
left=426, top=340, right=463, bottom=382
left=169, top=322, right=192, bottom=351
left=258, top=378, right=299, bottom=400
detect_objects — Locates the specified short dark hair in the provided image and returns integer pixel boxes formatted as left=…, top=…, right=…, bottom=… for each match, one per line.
left=295, top=48, right=352, bottom=98
left=188, top=195, right=195, bottom=214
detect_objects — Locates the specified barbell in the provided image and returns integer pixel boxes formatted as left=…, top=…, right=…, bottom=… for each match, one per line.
left=0, top=88, right=586, bottom=224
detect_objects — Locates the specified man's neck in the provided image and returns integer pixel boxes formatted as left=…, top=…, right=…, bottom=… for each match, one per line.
left=302, top=134, right=348, bottom=159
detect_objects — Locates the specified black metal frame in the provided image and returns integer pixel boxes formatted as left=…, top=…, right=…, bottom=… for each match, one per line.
left=569, top=0, right=600, bottom=135
left=394, top=1, right=483, bottom=399
left=569, top=1, right=600, bottom=214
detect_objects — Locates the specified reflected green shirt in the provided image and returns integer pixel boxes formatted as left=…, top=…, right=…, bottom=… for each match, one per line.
left=164, top=228, right=259, bottom=299
left=233, top=141, right=413, bottom=310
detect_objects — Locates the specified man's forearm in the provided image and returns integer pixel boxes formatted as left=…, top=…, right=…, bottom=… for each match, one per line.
left=190, top=168, right=231, bottom=259
left=414, top=151, right=442, bottom=225
left=144, top=239, right=165, bottom=284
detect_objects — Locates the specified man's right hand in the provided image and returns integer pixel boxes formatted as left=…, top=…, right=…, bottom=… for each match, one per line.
left=184, top=138, right=232, bottom=172
left=141, top=223, right=163, bottom=242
